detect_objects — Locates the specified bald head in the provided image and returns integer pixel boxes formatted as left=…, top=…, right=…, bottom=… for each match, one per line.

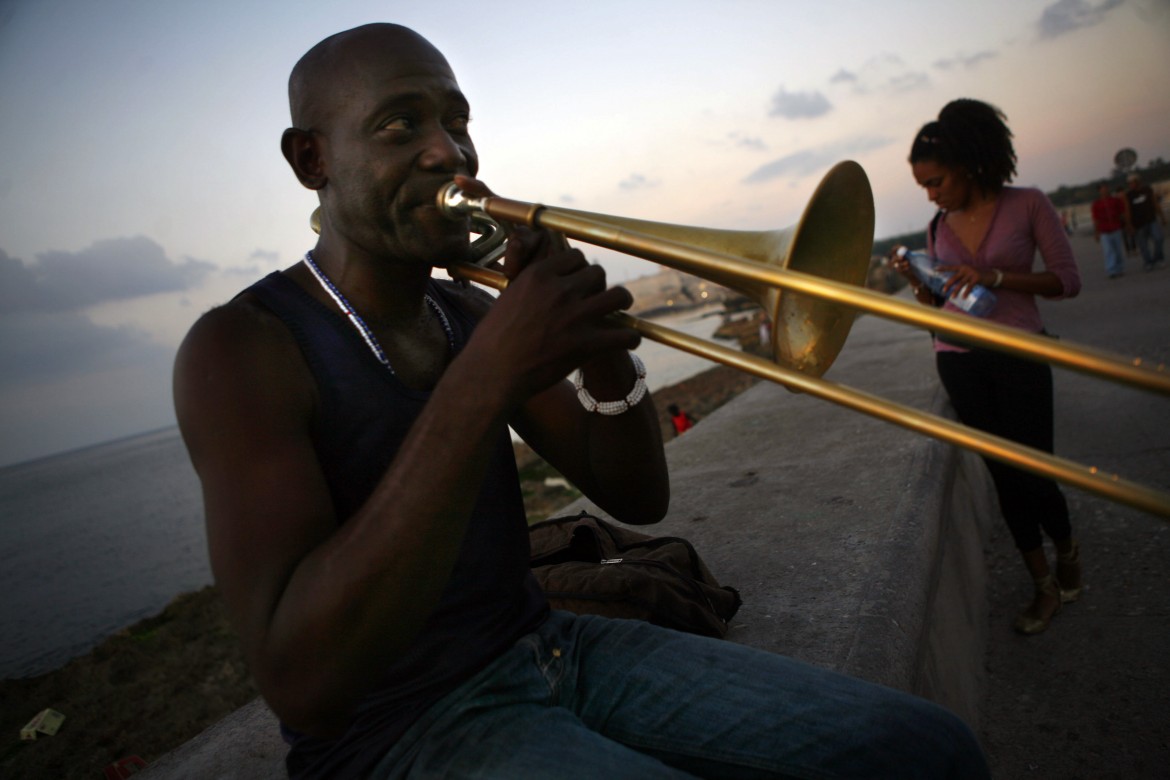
left=288, top=24, right=454, bottom=131
left=280, top=23, right=476, bottom=263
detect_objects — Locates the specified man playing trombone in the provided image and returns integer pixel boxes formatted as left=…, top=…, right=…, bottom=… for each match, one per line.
left=173, top=22, right=988, bottom=778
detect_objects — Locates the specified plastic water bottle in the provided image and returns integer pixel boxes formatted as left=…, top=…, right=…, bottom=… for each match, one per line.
left=897, top=247, right=997, bottom=318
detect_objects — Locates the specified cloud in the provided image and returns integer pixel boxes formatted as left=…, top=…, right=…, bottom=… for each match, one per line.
left=767, top=87, right=832, bottom=120
left=932, top=50, right=998, bottom=71
left=0, top=238, right=214, bottom=314
left=830, top=54, right=929, bottom=96
left=1036, top=0, right=1125, bottom=39
left=228, top=247, right=286, bottom=276
left=0, top=249, right=56, bottom=312
left=0, top=309, right=171, bottom=389
left=744, top=136, right=896, bottom=183
left=248, top=248, right=281, bottom=266
left=886, top=71, right=931, bottom=93
left=728, top=132, right=768, bottom=151
left=619, top=173, right=658, bottom=191
left=0, top=237, right=212, bottom=456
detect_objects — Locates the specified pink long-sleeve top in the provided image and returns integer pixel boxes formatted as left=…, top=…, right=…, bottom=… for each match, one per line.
left=928, top=186, right=1081, bottom=353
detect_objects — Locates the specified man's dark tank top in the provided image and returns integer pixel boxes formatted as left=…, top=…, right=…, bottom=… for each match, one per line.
left=244, top=271, right=549, bottom=778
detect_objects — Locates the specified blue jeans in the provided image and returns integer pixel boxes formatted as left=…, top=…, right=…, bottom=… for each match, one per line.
left=373, top=611, right=989, bottom=779
left=1133, top=221, right=1165, bottom=267
left=1100, top=229, right=1125, bottom=276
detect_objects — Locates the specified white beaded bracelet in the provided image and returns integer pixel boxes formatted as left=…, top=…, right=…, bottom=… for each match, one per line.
left=574, top=352, right=648, bottom=415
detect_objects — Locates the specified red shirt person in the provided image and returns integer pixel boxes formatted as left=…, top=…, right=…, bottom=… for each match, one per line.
left=1091, top=183, right=1128, bottom=278
left=668, top=404, right=695, bottom=435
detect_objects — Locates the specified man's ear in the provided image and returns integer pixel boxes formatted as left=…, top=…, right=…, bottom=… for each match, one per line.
left=281, top=128, right=326, bottom=190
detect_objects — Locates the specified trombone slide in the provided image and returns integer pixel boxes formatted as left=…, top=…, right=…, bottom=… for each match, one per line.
left=436, top=164, right=1170, bottom=518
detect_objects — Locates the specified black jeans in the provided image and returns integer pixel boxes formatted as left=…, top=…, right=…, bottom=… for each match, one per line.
left=936, top=347, right=1071, bottom=551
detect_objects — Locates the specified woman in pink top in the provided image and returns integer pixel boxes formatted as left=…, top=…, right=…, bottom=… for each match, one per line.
left=891, top=99, right=1083, bottom=636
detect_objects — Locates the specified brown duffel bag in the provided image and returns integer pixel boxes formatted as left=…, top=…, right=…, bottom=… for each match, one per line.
left=529, top=512, right=742, bottom=638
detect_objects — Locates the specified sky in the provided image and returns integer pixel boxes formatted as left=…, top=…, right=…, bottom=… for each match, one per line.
left=1, top=0, right=1168, bottom=467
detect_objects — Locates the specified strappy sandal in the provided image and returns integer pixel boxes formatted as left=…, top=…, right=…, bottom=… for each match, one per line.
left=1013, top=573, right=1061, bottom=635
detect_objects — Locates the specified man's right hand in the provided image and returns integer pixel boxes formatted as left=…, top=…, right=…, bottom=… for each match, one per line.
left=452, top=177, right=640, bottom=404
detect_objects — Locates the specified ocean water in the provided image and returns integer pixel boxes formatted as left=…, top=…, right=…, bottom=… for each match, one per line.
left=630, top=305, right=732, bottom=392
left=0, top=306, right=730, bottom=680
left=0, top=427, right=211, bottom=679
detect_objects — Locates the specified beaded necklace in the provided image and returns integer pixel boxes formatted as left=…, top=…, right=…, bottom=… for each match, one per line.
left=302, top=251, right=455, bottom=376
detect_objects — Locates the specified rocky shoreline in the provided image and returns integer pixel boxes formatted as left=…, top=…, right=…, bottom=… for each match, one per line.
left=0, top=362, right=758, bottom=780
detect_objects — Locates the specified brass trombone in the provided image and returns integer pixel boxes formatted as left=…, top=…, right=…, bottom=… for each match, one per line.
left=308, top=161, right=1170, bottom=517
left=433, top=161, right=1170, bottom=518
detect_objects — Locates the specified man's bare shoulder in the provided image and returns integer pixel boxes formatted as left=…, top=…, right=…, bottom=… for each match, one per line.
left=174, top=286, right=314, bottom=424
left=179, top=289, right=298, bottom=364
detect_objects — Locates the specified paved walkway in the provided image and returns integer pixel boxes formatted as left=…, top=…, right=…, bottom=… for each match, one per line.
left=979, top=233, right=1170, bottom=779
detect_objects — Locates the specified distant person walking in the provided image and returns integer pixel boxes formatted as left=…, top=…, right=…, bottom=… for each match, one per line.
left=1118, top=185, right=1138, bottom=257
left=1125, top=173, right=1166, bottom=270
left=889, top=98, right=1083, bottom=636
left=1091, top=182, right=1128, bottom=279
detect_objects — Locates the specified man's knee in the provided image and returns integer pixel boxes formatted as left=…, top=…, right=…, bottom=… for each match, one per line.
left=869, top=697, right=989, bottom=779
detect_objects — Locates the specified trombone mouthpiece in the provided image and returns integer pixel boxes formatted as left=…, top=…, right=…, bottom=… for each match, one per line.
left=437, top=181, right=486, bottom=221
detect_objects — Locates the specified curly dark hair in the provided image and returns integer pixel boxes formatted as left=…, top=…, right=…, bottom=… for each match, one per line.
left=908, top=99, right=1017, bottom=194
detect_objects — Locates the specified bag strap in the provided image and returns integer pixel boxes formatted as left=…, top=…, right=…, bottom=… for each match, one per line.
left=924, top=210, right=947, bottom=310
left=927, top=209, right=943, bottom=253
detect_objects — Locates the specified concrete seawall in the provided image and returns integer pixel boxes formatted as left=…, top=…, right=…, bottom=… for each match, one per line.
left=562, top=307, right=999, bottom=727
left=141, top=296, right=999, bottom=778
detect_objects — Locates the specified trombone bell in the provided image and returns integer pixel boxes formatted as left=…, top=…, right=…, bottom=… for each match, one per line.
left=544, top=161, right=875, bottom=377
